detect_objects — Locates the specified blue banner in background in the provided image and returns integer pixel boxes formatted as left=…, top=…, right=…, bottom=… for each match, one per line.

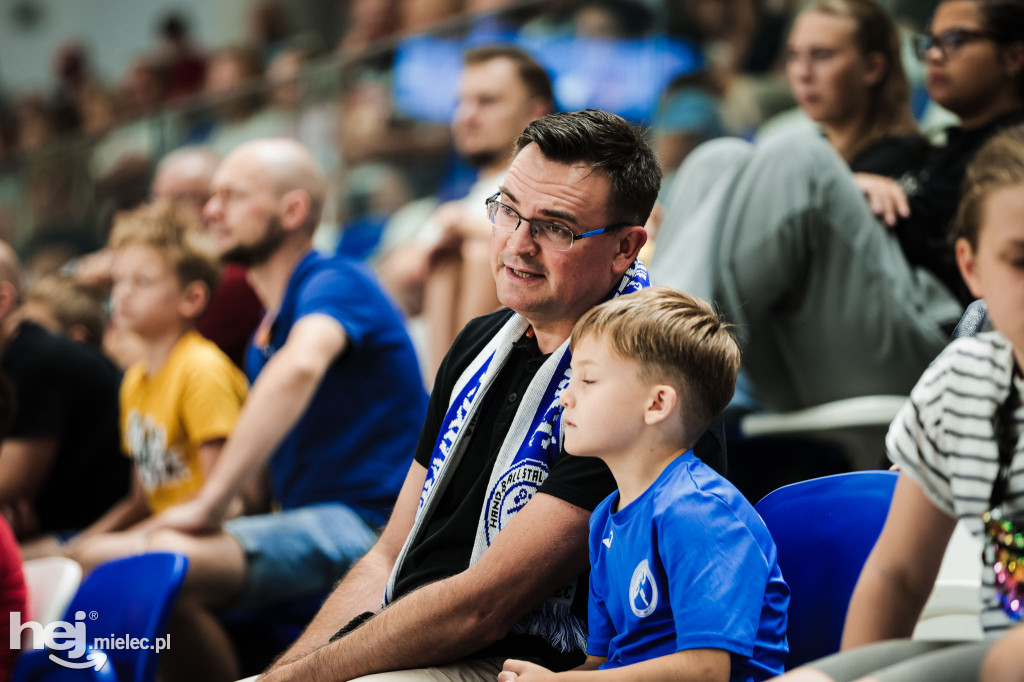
left=392, top=34, right=703, bottom=125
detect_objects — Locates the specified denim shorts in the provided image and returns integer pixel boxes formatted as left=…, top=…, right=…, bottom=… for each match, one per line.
left=224, top=502, right=378, bottom=612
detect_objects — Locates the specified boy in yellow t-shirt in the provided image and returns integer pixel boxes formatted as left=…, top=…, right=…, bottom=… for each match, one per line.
left=65, top=200, right=249, bottom=569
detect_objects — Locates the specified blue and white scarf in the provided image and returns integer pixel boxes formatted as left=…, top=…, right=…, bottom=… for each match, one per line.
left=384, top=260, right=649, bottom=654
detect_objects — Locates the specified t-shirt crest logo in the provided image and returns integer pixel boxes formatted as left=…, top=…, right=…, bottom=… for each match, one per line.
left=629, top=559, right=658, bottom=618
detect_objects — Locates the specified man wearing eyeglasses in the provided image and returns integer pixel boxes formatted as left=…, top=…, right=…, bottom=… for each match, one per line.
left=261, top=110, right=726, bottom=682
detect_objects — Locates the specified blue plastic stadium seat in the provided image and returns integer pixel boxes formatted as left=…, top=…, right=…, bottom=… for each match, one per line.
left=755, top=471, right=898, bottom=669
left=13, top=552, right=188, bottom=682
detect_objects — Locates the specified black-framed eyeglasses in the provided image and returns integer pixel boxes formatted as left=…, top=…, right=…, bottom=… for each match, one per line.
left=485, top=194, right=628, bottom=252
left=913, top=28, right=996, bottom=61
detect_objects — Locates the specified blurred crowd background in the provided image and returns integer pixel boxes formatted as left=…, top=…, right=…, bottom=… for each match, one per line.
left=0, top=0, right=945, bottom=284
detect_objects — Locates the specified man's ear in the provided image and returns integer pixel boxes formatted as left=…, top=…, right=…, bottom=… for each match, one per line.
left=178, top=281, right=211, bottom=320
left=645, top=384, right=677, bottom=426
left=611, top=225, right=648, bottom=274
left=279, top=189, right=312, bottom=233
left=528, top=97, right=552, bottom=122
left=955, top=237, right=984, bottom=300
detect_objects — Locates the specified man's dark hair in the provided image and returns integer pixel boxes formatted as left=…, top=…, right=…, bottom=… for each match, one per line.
left=463, top=45, right=555, bottom=111
left=513, top=109, right=661, bottom=226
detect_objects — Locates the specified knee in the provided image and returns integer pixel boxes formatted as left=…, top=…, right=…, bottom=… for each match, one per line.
left=680, top=137, right=755, bottom=175
left=981, top=628, right=1024, bottom=682
left=145, top=528, right=195, bottom=554
left=753, top=129, right=841, bottom=174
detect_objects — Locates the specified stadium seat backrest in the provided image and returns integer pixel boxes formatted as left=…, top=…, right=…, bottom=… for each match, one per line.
left=755, top=471, right=898, bottom=669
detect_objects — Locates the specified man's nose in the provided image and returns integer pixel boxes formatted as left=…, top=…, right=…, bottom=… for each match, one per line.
left=203, top=195, right=220, bottom=222
left=505, top=219, right=540, bottom=255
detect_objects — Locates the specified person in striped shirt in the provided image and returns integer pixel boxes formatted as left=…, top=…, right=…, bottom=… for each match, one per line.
left=778, top=122, right=1024, bottom=681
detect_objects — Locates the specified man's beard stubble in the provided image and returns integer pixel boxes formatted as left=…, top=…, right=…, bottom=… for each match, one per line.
left=221, top=215, right=287, bottom=268
left=463, top=149, right=503, bottom=171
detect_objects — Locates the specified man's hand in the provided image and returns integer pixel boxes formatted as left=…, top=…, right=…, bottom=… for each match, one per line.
left=853, top=173, right=910, bottom=228
left=499, top=659, right=559, bottom=682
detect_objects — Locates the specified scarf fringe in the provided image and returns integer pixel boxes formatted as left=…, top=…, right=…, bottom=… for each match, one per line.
left=512, top=603, right=589, bottom=654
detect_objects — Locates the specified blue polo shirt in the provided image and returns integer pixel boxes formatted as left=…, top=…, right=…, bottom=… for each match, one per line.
left=246, top=251, right=427, bottom=527
left=587, top=450, right=789, bottom=680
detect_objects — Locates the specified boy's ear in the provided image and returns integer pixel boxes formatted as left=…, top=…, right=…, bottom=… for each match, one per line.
left=644, top=384, right=678, bottom=426
left=178, top=281, right=211, bottom=321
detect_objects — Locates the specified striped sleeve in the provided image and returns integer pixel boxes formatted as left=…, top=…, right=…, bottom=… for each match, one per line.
left=886, top=372, right=956, bottom=517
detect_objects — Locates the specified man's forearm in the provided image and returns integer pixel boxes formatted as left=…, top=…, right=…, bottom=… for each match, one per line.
left=265, top=572, right=505, bottom=682
left=271, top=547, right=396, bottom=668
left=198, top=348, right=326, bottom=516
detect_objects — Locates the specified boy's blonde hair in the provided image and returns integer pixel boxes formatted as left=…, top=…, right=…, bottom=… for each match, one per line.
left=23, top=275, right=106, bottom=346
left=108, top=199, right=221, bottom=304
left=570, top=287, right=741, bottom=439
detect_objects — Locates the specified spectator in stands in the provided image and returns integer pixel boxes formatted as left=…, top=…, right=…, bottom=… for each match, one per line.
left=20, top=274, right=105, bottom=347
left=266, top=45, right=340, bottom=177
left=377, top=45, right=554, bottom=378
left=785, top=0, right=926, bottom=177
left=0, top=241, right=130, bottom=555
left=62, top=201, right=247, bottom=573
left=139, top=139, right=427, bottom=682
left=651, top=0, right=1024, bottom=413
left=153, top=147, right=263, bottom=368
left=500, top=287, right=787, bottom=682
left=258, top=110, right=725, bottom=682
left=203, top=46, right=283, bottom=155
left=781, top=124, right=1024, bottom=682
left=77, top=146, right=263, bottom=369
left=155, top=12, right=208, bottom=101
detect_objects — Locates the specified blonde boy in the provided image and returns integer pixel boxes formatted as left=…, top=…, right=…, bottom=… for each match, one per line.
left=501, top=287, right=789, bottom=682
left=67, top=200, right=248, bottom=567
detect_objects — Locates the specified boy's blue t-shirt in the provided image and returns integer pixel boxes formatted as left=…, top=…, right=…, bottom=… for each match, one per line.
left=246, top=251, right=428, bottom=527
left=587, top=450, right=789, bottom=681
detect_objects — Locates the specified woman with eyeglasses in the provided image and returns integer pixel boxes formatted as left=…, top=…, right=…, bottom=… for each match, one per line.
left=650, top=0, right=1023, bottom=416
left=785, top=0, right=926, bottom=177
left=861, top=0, right=1024, bottom=301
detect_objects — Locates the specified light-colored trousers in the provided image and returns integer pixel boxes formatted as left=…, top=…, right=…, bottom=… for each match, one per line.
left=651, top=131, right=963, bottom=412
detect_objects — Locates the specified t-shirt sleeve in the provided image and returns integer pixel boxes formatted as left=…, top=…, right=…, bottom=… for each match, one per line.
left=885, top=357, right=955, bottom=517
left=180, top=354, right=248, bottom=447
left=586, top=513, right=614, bottom=657
left=658, top=493, right=771, bottom=656
left=294, top=265, right=380, bottom=351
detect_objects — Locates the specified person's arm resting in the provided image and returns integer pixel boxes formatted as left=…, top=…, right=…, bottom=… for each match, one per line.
left=149, top=313, right=347, bottom=532
left=841, top=473, right=956, bottom=649
left=262, top=491, right=592, bottom=682
left=498, top=650, right=729, bottom=681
